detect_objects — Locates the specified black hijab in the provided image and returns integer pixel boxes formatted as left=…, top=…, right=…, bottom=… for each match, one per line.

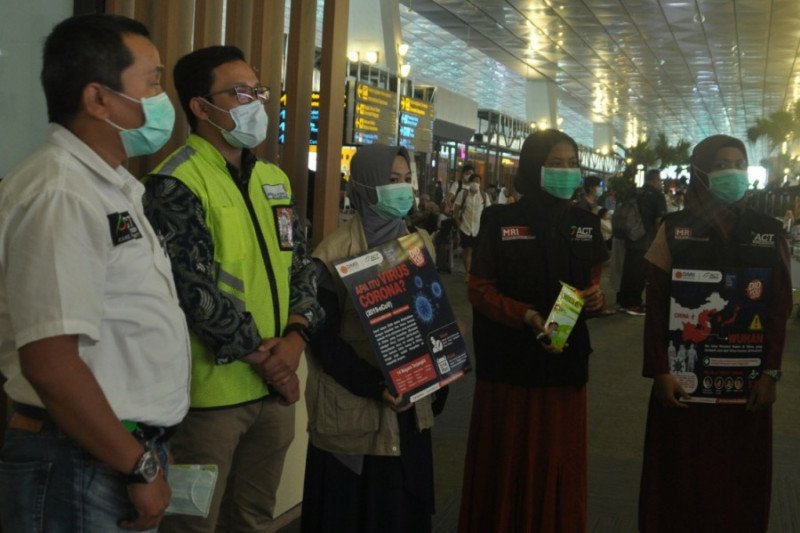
left=514, top=129, right=580, bottom=217
left=686, top=135, right=748, bottom=229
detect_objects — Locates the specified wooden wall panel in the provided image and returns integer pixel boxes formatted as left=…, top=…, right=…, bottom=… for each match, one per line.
left=105, top=0, right=135, bottom=18
left=315, top=0, right=349, bottom=245
left=282, top=0, right=316, bottom=227
left=194, top=0, right=225, bottom=49
left=249, top=0, right=285, bottom=163
left=224, top=0, right=252, bottom=57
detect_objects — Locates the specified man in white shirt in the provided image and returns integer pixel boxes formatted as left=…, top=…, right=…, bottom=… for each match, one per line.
left=0, top=14, right=190, bottom=532
left=454, top=174, right=491, bottom=281
left=444, top=163, right=475, bottom=213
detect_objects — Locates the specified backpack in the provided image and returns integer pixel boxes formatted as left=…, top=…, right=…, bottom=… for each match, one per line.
left=612, top=194, right=645, bottom=241
left=440, top=180, right=464, bottom=216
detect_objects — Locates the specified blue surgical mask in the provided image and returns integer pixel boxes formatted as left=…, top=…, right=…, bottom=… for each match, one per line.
left=205, top=100, right=268, bottom=149
left=707, top=168, right=749, bottom=203
left=373, top=183, right=414, bottom=219
left=541, top=167, right=582, bottom=199
left=105, top=89, right=175, bottom=157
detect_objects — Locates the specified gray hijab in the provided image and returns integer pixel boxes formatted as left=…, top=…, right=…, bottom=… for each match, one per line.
left=349, top=144, right=411, bottom=247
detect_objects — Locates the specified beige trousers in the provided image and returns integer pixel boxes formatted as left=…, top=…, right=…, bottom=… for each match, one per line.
left=159, top=397, right=295, bottom=532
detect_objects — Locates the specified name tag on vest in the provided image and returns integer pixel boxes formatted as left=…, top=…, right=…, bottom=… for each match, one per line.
left=262, top=184, right=289, bottom=200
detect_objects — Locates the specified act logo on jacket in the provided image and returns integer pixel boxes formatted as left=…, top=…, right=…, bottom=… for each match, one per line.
left=570, top=226, right=593, bottom=241
left=749, top=232, right=775, bottom=248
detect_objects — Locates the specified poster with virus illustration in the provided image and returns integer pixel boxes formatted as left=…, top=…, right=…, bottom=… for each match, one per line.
left=667, top=267, right=771, bottom=404
left=334, top=232, right=470, bottom=403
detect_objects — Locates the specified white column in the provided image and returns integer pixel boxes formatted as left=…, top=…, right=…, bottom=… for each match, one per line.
left=525, top=79, right=558, bottom=130
left=593, top=122, right=615, bottom=153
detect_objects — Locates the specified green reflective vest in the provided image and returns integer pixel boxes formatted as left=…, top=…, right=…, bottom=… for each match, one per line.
left=153, top=134, right=293, bottom=408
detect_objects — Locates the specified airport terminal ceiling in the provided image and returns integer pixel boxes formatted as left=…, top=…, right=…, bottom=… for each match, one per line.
left=396, top=0, right=800, bottom=161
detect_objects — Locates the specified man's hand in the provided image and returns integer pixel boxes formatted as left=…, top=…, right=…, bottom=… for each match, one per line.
left=120, top=474, right=171, bottom=530
left=240, top=338, right=279, bottom=365
left=746, top=375, right=777, bottom=412
left=253, top=333, right=305, bottom=385
left=272, top=372, right=301, bottom=406
left=653, top=373, right=690, bottom=408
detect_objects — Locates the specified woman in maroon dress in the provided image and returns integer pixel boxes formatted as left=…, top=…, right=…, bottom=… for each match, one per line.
left=638, top=135, right=793, bottom=532
left=458, top=129, right=608, bottom=532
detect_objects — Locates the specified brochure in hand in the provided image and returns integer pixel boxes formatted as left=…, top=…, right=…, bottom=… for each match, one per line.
left=539, top=282, right=585, bottom=350
left=334, top=233, right=470, bottom=403
left=667, top=267, right=770, bottom=404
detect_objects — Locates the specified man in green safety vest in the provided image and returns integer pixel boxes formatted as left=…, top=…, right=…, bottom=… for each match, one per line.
left=144, top=45, right=322, bottom=532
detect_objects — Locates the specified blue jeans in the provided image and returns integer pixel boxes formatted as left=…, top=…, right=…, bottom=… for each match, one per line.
left=0, top=420, right=169, bottom=532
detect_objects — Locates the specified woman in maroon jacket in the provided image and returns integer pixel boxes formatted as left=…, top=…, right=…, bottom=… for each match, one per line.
left=458, top=129, right=608, bottom=532
left=638, top=135, right=793, bottom=532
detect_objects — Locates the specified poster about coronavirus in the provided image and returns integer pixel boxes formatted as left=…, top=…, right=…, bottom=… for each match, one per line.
left=667, top=267, right=771, bottom=404
left=334, top=233, right=470, bottom=402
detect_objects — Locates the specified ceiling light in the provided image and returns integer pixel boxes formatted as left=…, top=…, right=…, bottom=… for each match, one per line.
left=347, top=51, right=360, bottom=62
left=398, top=43, right=410, bottom=57
left=399, top=63, right=411, bottom=78
left=365, top=50, right=379, bottom=64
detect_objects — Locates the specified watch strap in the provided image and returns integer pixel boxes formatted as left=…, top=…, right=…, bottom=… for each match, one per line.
left=283, top=322, right=312, bottom=344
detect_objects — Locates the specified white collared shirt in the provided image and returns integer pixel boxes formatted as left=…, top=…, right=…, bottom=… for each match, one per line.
left=455, top=189, right=490, bottom=237
left=0, top=124, right=190, bottom=427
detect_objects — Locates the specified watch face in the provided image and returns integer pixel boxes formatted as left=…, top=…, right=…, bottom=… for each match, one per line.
left=139, top=451, right=160, bottom=482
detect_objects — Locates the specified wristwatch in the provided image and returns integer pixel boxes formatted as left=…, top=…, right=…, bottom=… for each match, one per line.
left=126, top=448, right=161, bottom=484
left=284, top=322, right=312, bottom=344
left=761, top=369, right=782, bottom=382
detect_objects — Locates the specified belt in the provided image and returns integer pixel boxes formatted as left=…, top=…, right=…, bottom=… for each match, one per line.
left=10, top=402, right=177, bottom=443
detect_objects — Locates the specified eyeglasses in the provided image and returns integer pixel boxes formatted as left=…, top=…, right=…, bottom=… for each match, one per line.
left=204, top=84, right=270, bottom=105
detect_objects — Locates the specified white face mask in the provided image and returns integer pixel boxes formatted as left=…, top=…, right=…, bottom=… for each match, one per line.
left=205, top=100, right=268, bottom=149
left=469, top=182, right=480, bottom=193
